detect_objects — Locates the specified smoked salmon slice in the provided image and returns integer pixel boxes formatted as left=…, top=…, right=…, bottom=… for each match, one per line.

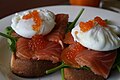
left=16, top=38, right=33, bottom=59
left=63, top=31, right=74, bottom=44
left=75, top=50, right=117, bottom=78
left=61, top=42, right=86, bottom=67
left=46, top=14, right=69, bottom=47
left=16, top=35, right=62, bottom=63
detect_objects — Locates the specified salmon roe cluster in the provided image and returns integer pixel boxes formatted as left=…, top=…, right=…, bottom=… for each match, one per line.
left=22, top=10, right=42, bottom=32
left=80, top=20, right=94, bottom=32
left=94, top=16, right=107, bottom=27
left=79, top=16, right=107, bottom=32
left=28, top=35, right=48, bottom=51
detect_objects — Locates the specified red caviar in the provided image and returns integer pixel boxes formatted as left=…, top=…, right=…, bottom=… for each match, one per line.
left=22, top=10, right=42, bottom=32
left=28, top=35, right=48, bottom=51
left=94, top=16, right=107, bottom=27
left=80, top=16, right=107, bottom=32
left=80, top=20, right=94, bottom=32
left=75, top=31, right=78, bottom=35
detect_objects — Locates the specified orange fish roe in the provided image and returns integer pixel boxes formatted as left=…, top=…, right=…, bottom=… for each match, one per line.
left=28, top=35, right=48, bottom=51
left=80, top=20, right=94, bottom=32
left=80, top=16, right=108, bottom=32
left=22, top=10, right=42, bottom=32
left=94, top=16, right=107, bottom=27
left=75, top=31, right=78, bottom=35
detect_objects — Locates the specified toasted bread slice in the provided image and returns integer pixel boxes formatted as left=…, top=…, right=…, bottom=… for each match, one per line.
left=64, top=68, right=105, bottom=80
left=11, top=53, right=60, bottom=77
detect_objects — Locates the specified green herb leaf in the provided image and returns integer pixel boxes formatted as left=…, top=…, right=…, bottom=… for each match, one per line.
left=117, top=65, right=120, bottom=72
left=66, top=8, right=84, bottom=32
left=104, top=19, right=112, bottom=25
left=46, top=62, right=91, bottom=74
left=46, top=62, right=69, bottom=74
left=77, top=66, right=90, bottom=71
left=46, top=62, right=91, bottom=80
left=61, top=66, right=65, bottom=80
left=67, top=22, right=72, bottom=27
left=112, top=48, right=120, bottom=72
left=0, top=32, right=17, bottom=52
left=5, top=26, right=14, bottom=35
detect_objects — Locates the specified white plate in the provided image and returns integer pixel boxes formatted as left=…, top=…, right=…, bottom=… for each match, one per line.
left=0, top=5, right=120, bottom=80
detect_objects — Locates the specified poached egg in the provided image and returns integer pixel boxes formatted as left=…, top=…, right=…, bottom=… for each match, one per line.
left=11, top=9, right=56, bottom=38
left=71, top=16, right=120, bottom=51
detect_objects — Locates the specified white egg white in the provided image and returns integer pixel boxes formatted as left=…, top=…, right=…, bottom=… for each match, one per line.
left=71, top=24, right=120, bottom=51
left=11, top=9, right=56, bottom=38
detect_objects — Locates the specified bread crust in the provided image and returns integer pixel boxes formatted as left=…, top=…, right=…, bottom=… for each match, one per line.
left=11, top=53, right=60, bottom=78
left=64, top=68, right=106, bottom=80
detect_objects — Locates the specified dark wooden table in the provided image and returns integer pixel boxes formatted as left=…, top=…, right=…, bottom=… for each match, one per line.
left=0, top=0, right=69, bottom=19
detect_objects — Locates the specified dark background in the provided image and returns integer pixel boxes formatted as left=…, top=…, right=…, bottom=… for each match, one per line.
left=1, top=0, right=120, bottom=19
left=0, top=0, right=69, bottom=19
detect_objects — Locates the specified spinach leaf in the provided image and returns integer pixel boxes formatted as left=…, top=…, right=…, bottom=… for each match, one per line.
left=5, top=26, right=14, bottom=35
left=112, top=48, right=120, bottom=72
left=104, top=19, right=112, bottom=25
left=46, top=62, right=90, bottom=74
left=66, top=8, right=84, bottom=32
left=0, top=27, right=17, bottom=53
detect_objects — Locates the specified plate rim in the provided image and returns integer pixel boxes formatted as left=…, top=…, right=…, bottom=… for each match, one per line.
left=0, top=5, right=120, bottom=80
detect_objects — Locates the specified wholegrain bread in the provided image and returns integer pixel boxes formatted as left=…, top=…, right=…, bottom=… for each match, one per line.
left=11, top=53, right=60, bottom=77
left=64, top=68, right=105, bottom=80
